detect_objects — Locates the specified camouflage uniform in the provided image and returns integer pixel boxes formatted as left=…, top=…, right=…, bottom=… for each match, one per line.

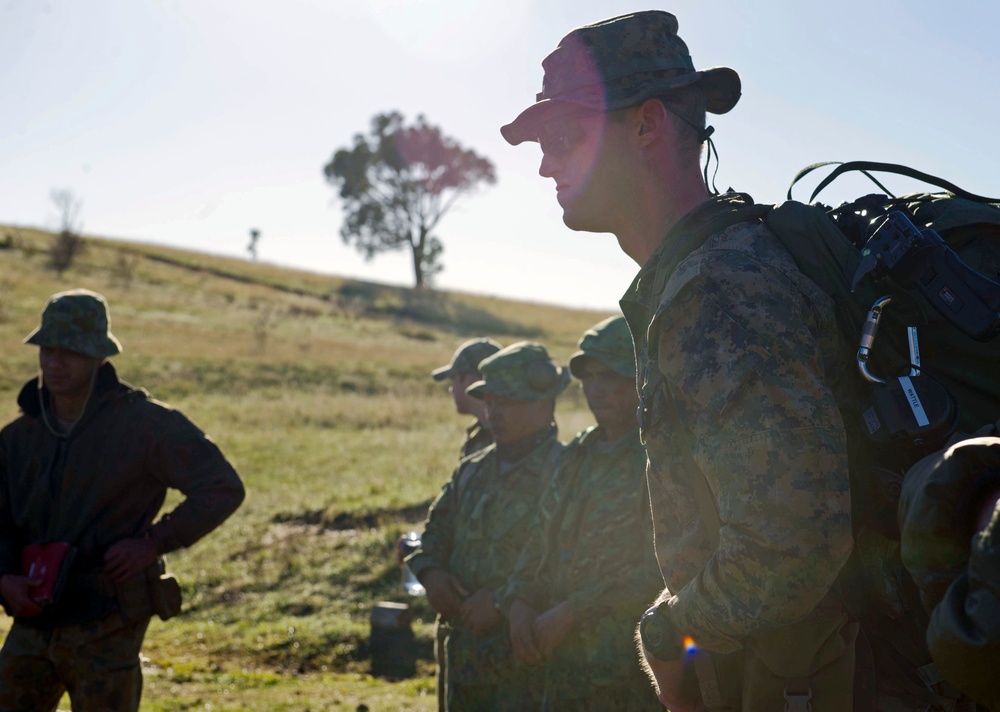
left=498, top=317, right=661, bottom=711
left=408, top=342, right=567, bottom=712
left=621, top=194, right=856, bottom=708
left=502, top=423, right=663, bottom=711
left=0, top=290, right=245, bottom=711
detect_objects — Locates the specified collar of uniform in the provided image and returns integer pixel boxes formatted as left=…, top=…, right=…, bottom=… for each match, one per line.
left=619, top=192, right=757, bottom=337
left=495, top=423, right=557, bottom=467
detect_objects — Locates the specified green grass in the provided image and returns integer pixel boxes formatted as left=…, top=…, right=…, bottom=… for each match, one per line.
left=0, top=224, right=610, bottom=709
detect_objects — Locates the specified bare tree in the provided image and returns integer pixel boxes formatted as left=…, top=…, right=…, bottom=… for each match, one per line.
left=48, top=188, right=85, bottom=276
left=248, top=228, right=261, bottom=261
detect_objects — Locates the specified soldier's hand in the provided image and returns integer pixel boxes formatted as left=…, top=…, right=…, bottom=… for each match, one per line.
left=421, top=568, right=468, bottom=620
left=508, top=598, right=543, bottom=666
left=458, top=588, right=501, bottom=636
left=103, top=537, right=160, bottom=584
left=641, top=650, right=704, bottom=712
left=0, top=574, right=45, bottom=618
left=534, top=600, right=576, bottom=659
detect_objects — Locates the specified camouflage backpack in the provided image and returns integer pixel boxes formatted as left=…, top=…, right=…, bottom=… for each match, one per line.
left=767, top=161, right=1000, bottom=707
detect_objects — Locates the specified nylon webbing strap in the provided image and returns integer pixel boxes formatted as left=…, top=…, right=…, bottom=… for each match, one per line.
left=787, top=160, right=999, bottom=205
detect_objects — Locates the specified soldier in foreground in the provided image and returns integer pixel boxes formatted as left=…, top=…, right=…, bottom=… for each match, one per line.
left=406, top=342, right=567, bottom=711
left=502, top=11, right=857, bottom=711
left=0, top=289, right=245, bottom=710
left=501, top=315, right=662, bottom=711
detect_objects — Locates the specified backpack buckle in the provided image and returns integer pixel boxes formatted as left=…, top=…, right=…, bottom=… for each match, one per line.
left=783, top=683, right=813, bottom=712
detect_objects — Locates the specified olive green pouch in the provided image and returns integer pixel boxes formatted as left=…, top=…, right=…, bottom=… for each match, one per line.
left=148, top=570, right=182, bottom=621
left=116, top=559, right=183, bottom=621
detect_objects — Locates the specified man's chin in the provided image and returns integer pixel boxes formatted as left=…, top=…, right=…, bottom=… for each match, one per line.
left=561, top=206, right=611, bottom=234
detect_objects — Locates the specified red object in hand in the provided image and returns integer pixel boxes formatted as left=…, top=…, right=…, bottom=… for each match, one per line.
left=21, top=542, right=74, bottom=604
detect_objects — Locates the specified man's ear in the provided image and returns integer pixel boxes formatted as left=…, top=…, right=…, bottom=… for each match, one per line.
left=635, top=98, right=669, bottom=142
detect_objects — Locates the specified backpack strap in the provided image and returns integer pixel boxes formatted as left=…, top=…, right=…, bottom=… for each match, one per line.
left=788, top=160, right=999, bottom=205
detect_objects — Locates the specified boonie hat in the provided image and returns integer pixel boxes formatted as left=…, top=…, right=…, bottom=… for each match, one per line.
left=502, top=10, right=741, bottom=146
left=466, top=341, right=570, bottom=402
left=431, top=338, right=502, bottom=381
left=569, top=315, right=635, bottom=380
left=24, top=289, right=122, bottom=359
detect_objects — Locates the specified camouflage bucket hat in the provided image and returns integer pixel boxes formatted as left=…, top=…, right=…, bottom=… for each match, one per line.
left=569, top=315, right=635, bottom=380
left=501, top=10, right=741, bottom=146
left=24, top=289, right=122, bottom=359
left=431, top=337, right=502, bottom=381
left=466, top=341, right=570, bottom=402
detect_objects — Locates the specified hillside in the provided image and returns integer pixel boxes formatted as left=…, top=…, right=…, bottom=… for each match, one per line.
left=0, top=225, right=614, bottom=710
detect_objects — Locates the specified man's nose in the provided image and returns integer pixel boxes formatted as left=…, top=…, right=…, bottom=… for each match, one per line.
left=538, top=151, right=558, bottom=178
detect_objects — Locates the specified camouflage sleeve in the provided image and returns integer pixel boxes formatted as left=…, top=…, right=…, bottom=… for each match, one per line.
left=653, top=250, right=852, bottom=653
left=502, top=494, right=548, bottom=609
left=143, top=406, right=245, bottom=555
left=405, top=465, right=461, bottom=579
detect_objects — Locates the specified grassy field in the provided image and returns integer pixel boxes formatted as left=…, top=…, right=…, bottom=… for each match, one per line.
left=0, top=225, right=612, bottom=710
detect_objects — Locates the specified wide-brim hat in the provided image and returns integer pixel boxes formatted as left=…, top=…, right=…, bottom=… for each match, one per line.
left=431, top=337, right=502, bottom=381
left=502, top=10, right=741, bottom=146
left=568, top=315, right=635, bottom=380
left=24, top=289, right=122, bottom=359
left=466, top=341, right=570, bottom=402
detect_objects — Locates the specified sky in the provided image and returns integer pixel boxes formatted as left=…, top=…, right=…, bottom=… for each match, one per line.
left=2, top=0, right=998, bottom=311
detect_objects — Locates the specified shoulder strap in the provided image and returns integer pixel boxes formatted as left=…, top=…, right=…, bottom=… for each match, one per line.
left=788, top=160, right=999, bottom=204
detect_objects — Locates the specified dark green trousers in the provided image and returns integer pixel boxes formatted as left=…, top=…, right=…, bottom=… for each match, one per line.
left=0, top=612, right=150, bottom=712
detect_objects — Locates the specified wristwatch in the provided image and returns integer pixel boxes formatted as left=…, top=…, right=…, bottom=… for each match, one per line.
left=639, top=602, right=685, bottom=662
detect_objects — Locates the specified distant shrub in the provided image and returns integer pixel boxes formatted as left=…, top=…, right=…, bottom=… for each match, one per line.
left=0, top=231, right=18, bottom=250
left=113, top=251, right=141, bottom=288
left=49, top=230, right=86, bottom=276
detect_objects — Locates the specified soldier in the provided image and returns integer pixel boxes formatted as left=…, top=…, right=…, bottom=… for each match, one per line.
left=431, top=338, right=503, bottom=458
left=500, top=315, right=662, bottom=711
left=502, top=11, right=858, bottom=711
left=0, top=289, right=245, bottom=711
left=424, top=337, right=502, bottom=710
left=406, top=342, right=568, bottom=711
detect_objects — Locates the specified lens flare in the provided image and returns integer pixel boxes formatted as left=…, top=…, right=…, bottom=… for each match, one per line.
left=683, top=635, right=698, bottom=655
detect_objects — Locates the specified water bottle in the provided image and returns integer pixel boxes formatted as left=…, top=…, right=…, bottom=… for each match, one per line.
left=397, top=531, right=426, bottom=596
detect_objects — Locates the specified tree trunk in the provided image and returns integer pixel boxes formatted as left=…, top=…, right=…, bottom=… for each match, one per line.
left=411, top=230, right=425, bottom=289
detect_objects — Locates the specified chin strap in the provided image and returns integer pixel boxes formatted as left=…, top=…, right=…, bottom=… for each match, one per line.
left=701, top=126, right=720, bottom=195
left=660, top=103, right=722, bottom=195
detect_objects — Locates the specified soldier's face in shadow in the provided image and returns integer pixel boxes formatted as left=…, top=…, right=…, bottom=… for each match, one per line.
left=482, top=393, right=554, bottom=446
left=578, top=360, right=638, bottom=439
left=39, top=346, right=103, bottom=400
left=449, top=373, right=480, bottom=416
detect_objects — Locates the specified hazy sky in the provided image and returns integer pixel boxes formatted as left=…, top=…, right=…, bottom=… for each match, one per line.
left=2, top=0, right=998, bottom=310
